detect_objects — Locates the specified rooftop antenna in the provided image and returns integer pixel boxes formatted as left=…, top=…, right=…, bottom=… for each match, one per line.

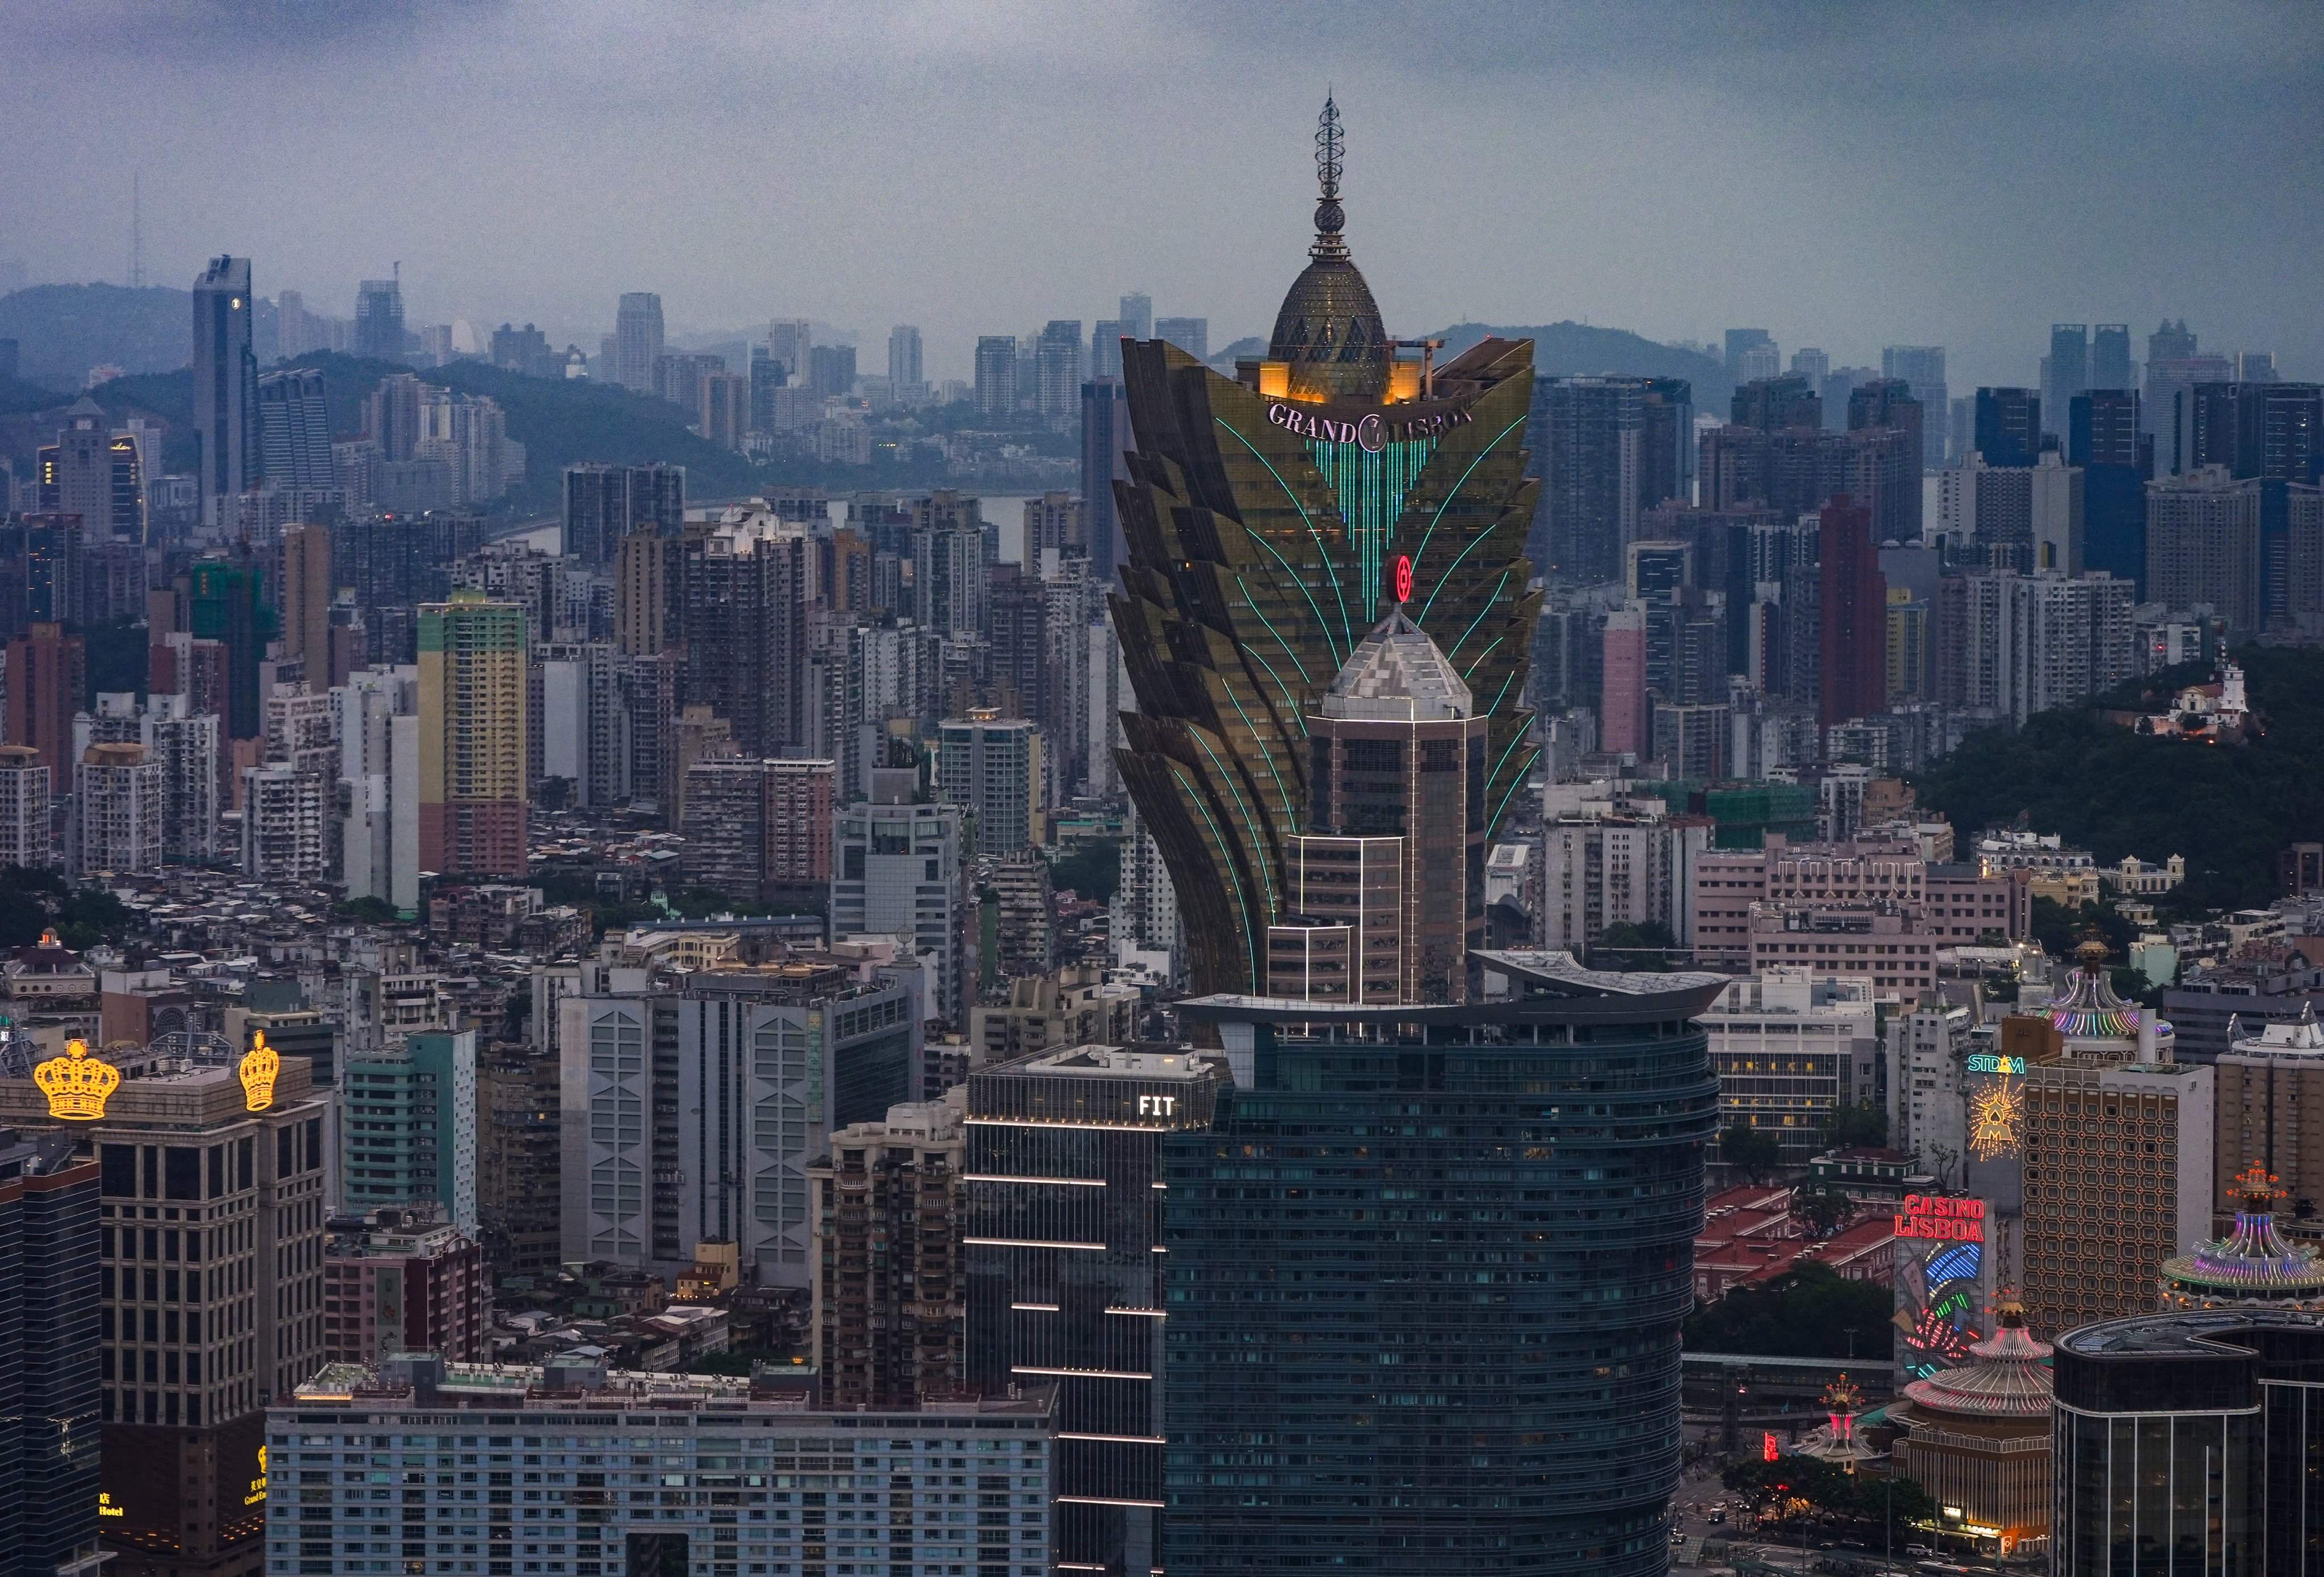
left=1310, top=94, right=1348, bottom=262
left=129, top=171, right=144, bottom=290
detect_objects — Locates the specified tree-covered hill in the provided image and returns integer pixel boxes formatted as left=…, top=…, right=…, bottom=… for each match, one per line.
left=1915, top=647, right=2324, bottom=911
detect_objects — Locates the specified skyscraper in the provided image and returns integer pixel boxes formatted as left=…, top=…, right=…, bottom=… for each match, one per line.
left=612, top=291, right=665, bottom=391
left=568, top=460, right=685, bottom=570
left=974, top=334, right=1017, bottom=417
left=279, top=521, right=332, bottom=680
left=1118, top=291, right=1153, bottom=342
left=354, top=275, right=405, bottom=362
left=1165, top=958, right=1727, bottom=1575
left=254, top=365, right=335, bottom=488
left=339, top=1028, right=479, bottom=1233
left=2090, top=322, right=2133, bottom=390
left=1531, top=375, right=1692, bottom=583
left=190, top=256, right=258, bottom=524
left=1112, top=100, right=1539, bottom=996
left=938, top=710, right=1041, bottom=854
left=678, top=515, right=809, bottom=757
left=1080, top=377, right=1131, bottom=586
left=807, top=341, right=856, bottom=397
left=2045, top=322, right=2089, bottom=437
left=417, top=592, right=528, bottom=877
left=0, top=1130, right=102, bottom=1577
left=8, top=621, right=85, bottom=773
left=965, top=1045, right=1232, bottom=1575
left=886, top=323, right=923, bottom=391
left=1032, top=320, right=1084, bottom=423
left=810, top=1099, right=966, bottom=1410
left=1278, top=612, right=1491, bottom=1003
left=1817, top=494, right=1886, bottom=730
left=1974, top=386, right=2043, bottom=466
left=35, top=397, right=117, bottom=536
left=1152, top=316, right=1207, bottom=361
left=0, top=1049, right=329, bottom=1577
left=2072, top=388, right=2148, bottom=591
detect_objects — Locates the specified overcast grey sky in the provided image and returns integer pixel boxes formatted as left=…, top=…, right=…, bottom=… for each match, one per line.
left=5, top=0, right=2319, bottom=385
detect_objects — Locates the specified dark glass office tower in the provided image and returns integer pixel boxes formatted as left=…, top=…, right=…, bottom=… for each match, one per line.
left=1162, top=954, right=1725, bottom=1576
left=2072, top=388, right=2150, bottom=593
left=965, top=1046, right=1234, bottom=1576
left=0, top=1129, right=104, bottom=1577
left=1974, top=387, right=2043, bottom=466
left=2052, top=1310, right=2324, bottom=1577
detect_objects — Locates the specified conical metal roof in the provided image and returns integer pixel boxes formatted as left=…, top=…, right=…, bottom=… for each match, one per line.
left=1898, top=1301, right=2053, bottom=1421
left=1320, top=610, right=1472, bottom=722
left=1267, top=96, right=1390, bottom=405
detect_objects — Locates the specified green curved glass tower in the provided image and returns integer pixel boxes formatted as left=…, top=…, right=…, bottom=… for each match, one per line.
left=1112, top=101, right=1541, bottom=997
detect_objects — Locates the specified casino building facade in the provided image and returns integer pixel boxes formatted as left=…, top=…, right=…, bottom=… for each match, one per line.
left=1110, top=99, right=1542, bottom=996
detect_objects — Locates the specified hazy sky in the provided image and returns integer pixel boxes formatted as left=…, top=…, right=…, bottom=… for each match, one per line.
left=6, top=1, right=2319, bottom=386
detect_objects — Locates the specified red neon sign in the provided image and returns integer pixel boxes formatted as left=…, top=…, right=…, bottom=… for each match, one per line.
left=1762, top=1431, right=1779, bottom=1463
left=1393, top=554, right=1414, bottom=604
left=1893, top=1193, right=1986, bottom=1242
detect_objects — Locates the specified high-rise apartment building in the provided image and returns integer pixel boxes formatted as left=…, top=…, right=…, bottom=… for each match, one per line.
left=559, top=964, right=919, bottom=1285
left=7, top=620, right=82, bottom=772
left=766, top=317, right=811, bottom=387
left=677, top=515, right=809, bottom=757
left=1818, top=494, right=1886, bottom=729
left=832, top=772, right=967, bottom=1024
left=416, top=593, right=528, bottom=878
left=2146, top=466, right=2262, bottom=631
left=563, top=459, right=684, bottom=568
left=0, top=1130, right=102, bottom=1577
left=938, top=711, right=1041, bottom=855
left=1165, top=958, right=1725, bottom=1575
left=966, top=1044, right=1232, bottom=1575
left=268, top=1356, right=1055, bottom=1577
left=1080, top=378, right=1131, bottom=585
left=611, top=291, right=664, bottom=391
left=809, top=1099, right=965, bottom=1409
left=337, top=665, right=420, bottom=912
left=1031, top=320, right=1084, bottom=424
left=887, top=323, right=923, bottom=391
left=974, top=335, right=1018, bottom=417
left=75, top=742, right=162, bottom=876
left=1530, top=374, right=1692, bottom=583
left=339, top=1029, right=479, bottom=1233
left=354, top=276, right=405, bottom=362
left=191, top=256, right=258, bottom=525
left=807, top=342, right=856, bottom=398
left=0, top=1048, right=328, bottom=1577
left=0, top=747, right=52, bottom=869
left=1934, top=569, right=2137, bottom=725
left=319, top=1203, right=489, bottom=1364
left=239, top=762, right=329, bottom=882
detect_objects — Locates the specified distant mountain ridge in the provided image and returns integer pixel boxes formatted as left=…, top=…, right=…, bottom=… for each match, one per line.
left=0, top=283, right=195, bottom=385
left=1426, top=321, right=1731, bottom=405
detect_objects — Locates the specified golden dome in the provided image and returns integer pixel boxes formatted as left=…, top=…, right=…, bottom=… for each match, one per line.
left=1267, top=96, right=1391, bottom=405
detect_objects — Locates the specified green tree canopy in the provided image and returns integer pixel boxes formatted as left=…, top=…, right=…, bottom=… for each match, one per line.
left=1720, top=1120, right=1786, bottom=1184
left=1683, top=1260, right=1893, bottom=1360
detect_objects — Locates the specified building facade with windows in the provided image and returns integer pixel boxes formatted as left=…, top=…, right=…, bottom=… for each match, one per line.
left=267, top=1352, right=1055, bottom=1577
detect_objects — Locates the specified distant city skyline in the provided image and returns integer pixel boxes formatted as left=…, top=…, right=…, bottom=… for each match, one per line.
left=3, top=3, right=2318, bottom=388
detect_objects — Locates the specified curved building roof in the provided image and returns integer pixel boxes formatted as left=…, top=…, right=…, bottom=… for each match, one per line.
left=2159, top=1164, right=2324, bottom=1309
left=1267, top=97, right=1390, bottom=405
left=1900, top=1302, right=2054, bottom=1421
left=1320, top=610, right=1473, bottom=721
left=2044, top=964, right=2170, bottom=1049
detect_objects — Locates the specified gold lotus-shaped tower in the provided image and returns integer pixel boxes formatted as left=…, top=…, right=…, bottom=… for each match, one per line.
left=35, top=1038, right=120, bottom=1121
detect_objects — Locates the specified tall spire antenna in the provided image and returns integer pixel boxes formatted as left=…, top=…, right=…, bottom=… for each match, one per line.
left=129, top=170, right=144, bottom=290
left=1310, top=95, right=1348, bottom=261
